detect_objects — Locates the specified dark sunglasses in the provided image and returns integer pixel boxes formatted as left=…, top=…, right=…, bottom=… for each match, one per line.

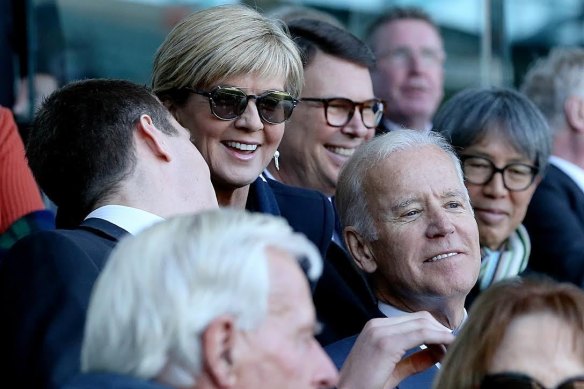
left=185, top=86, right=298, bottom=125
left=481, top=372, right=584, bottom=389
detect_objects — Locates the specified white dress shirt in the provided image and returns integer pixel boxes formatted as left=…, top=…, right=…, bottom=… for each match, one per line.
left=84, top=205, right=164, bottom=235
left=549, top=156, right=584, bottom=195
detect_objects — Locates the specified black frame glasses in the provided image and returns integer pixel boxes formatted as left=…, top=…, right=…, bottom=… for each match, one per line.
left=185, top=86, right=298, bottom=125
left=481, top=372, right=584, bottom=389
left=460, top=155, right=539, bottom=192
left=301, top=97, right=385, bottom=129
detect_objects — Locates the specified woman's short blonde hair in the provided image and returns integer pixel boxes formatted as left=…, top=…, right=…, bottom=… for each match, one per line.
left=152, top=4, right=303, bottom=105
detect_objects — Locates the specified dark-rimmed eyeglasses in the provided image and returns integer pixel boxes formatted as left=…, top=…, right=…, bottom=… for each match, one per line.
left=481, top=372, right=584, bottom=389
left=185, top=86, right=298, bottom=125
left=301, top=97, right=385, bottom=129
left=460, top=155, right=539, bottom=192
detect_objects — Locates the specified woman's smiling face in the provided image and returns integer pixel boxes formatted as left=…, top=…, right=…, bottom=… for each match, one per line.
left=462, top=132, right=540, bottom=250
left=172, top=74, right=287, bottom=190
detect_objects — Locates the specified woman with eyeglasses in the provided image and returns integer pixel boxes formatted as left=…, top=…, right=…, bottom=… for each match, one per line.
left=151, top=5, right=334, bottom=257
left=434, top=277, right=584, bottom=389
left=433, top=87, right=552, bottom=307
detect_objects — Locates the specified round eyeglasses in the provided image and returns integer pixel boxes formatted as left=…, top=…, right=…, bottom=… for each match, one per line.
left=460, top=155, right=539, bottom=192
left=185, top=86, right=298, bottom=125
left=301, top=97, right=385, bottom=129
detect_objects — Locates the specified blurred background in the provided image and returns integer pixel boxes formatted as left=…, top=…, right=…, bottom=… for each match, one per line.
left=11, top=0, right=584, bottom=122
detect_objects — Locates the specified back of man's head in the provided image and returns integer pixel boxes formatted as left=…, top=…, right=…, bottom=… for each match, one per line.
left=27, top=79, right=178, bottom=227
left=287, top=18, right=375, bottom=69
left=521, top=47, right=584, bottom=131
left=81, top=209, right=325, bottom=388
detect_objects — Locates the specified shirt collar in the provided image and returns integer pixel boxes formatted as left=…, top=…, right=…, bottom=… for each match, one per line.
left=85, top=205, right=164, bottom=235
left=377, top=301, right=467, bottom=334
left=549, top=156, right=584, bottom=194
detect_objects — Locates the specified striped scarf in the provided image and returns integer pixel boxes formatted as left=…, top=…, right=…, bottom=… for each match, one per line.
left=478, top=224, right=531, bottom=291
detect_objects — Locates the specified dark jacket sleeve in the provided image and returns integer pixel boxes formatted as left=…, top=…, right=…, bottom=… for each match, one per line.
left=523, top=167, right=584, bottom=286
left=0, top=230, right=115, bottom=388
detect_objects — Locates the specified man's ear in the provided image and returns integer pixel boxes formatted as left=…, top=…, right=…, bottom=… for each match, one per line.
left=137, top=114, right=172, bottom=162
left=201, top=316, right=238, bottom=388
left=344, top=226, right=377, bottom=273
left=564, top=95, right=584, bottom=134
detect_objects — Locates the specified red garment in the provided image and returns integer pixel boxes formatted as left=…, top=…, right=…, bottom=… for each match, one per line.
left=0, top=106, right=44, bottom=233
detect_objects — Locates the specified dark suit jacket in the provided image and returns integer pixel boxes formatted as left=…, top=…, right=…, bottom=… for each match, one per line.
left=62, top=373, right=171, bottom=389
left=0, top=218, right=128, bottom=389
left=325, top=334, right=439, bottom=389
left=247, top=176, right=334, bottom=258
left=523, top=165, right=584, bottom=286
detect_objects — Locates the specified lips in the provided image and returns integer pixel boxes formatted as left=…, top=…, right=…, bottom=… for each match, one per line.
left=224, top=141, right=258, bottom=152
left=424, top=251, right=460, bottom=263
left=325, top=145, right=355, bottom=157
left=474, top=207, right=509, bottom=225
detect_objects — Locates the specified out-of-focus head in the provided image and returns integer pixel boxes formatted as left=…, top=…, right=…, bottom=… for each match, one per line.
left=26, top=78, right=215, bottom=228
left=435, top=277, right=584, bottom=389
left=271, top=18, right=380, bottom=196
left=152, top=5, right=303, bottom=191
left=366, top=7, right=445, bottom=131
left=521, top=47, right=584, bottom=131
left=336, top=130, right=480, bottom=313
left=268, top=5, right=344, bottom=28
left=434, top=87, right=552, bottom=250
left=81, top=209, right=338, bottom=389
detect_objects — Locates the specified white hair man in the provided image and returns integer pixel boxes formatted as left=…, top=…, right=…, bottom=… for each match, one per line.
left=521, top=47, right=584, bottom=286
left=64, top=209, right=338, bottom=389
left=326, top=130, right=481, bottom=389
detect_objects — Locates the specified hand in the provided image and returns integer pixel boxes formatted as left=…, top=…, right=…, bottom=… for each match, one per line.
left=337, top=311, right=454, bottom=389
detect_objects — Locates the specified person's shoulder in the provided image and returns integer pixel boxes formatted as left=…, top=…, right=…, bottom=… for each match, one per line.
left=1, top=220, right=124, bottom=271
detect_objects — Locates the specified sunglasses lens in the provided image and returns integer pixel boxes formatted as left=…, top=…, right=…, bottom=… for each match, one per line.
left=481, top=374, right=541, bottom=389
left=257, top=92, right=297, bottom=124
left=210, top=88, right=247, bottom=120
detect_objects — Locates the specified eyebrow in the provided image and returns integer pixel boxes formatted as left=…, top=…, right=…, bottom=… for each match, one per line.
left=390, top=197, right=419, bottom=213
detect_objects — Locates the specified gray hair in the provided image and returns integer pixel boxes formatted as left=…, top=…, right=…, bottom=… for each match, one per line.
left=433, top=87, right=552, bottom=174
left=152, top=4, right=304, bottom=104
left=81, top=209, right=322, bottom=387
left=521, top=47, right=584, bottom=131
left=336, top=129, right=465, bottom=241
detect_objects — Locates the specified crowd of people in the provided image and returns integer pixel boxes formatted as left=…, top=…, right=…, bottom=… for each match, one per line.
left=1, top=3, right=583, bottom=389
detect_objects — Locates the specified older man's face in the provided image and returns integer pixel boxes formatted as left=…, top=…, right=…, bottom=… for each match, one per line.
left=364, top=145, right=480, bottom=304
left=234, top=248, right=338, bottom=389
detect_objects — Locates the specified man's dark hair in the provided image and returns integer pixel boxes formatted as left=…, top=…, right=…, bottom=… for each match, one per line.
left=26, top=78, right=178, bottom=227
left=287, top=18, right=375, bottom=69
left=365, top=6, right=439, bottom=48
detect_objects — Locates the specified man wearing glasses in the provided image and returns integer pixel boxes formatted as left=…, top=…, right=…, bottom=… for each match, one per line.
left=265, top=18, right=382, bottom=199
left=264, top=18, right=384, bottom=346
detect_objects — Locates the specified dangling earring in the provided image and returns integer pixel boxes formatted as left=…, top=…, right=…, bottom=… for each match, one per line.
left=274, top=150, right=280, bottom=171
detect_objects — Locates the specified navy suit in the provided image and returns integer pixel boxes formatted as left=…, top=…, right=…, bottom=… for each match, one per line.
left=0, top=218, right=128, bottom=389
left=325, top=334, right=439, bottom=389
left=247, top=177, right=334, bottom=258
left=523, top=165, right=584, bottom=286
